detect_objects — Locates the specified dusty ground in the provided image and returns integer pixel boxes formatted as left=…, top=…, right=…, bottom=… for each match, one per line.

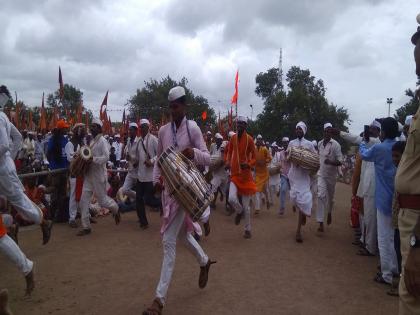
left=1, top=182, right=398, bottom=315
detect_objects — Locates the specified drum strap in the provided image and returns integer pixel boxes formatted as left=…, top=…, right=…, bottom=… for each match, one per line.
left=171, top=119, right=194, bottom=150
left=140, top=134, right=151, bottom=160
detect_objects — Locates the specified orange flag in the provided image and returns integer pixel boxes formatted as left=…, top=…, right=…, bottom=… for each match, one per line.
left=15, top=101, right=20, bottom=129
left=231, top=70, right=239, bottom=105
left=201, top=111, right=207, bottom=121
left=76, top=101, right=82, bottom=123
left=59, top=66, right=64, bottom=101
left=100, top=90, right=108, bottom=121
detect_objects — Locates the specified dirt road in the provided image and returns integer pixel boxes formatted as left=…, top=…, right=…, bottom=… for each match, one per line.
left=1, top=183, right=398, bottom=314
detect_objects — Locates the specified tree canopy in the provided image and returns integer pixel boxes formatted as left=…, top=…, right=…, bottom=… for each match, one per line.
left=394, top=88, right=418, bottom=123
left=46, top=84, right=83, bottom=111
left=128, top=76, right=216, bottom=127
left=250, top=66, right=350, bottom=148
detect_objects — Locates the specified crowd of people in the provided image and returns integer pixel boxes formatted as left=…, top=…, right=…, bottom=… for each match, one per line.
left=0, top=17, right=419, bottom=315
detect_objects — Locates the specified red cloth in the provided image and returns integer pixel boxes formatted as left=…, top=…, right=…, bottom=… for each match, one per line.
left=75, top=176, right=83, bottom=202
left=350, top=196, right=362, bottom=228
left=0, top=216, right=6, bottom=237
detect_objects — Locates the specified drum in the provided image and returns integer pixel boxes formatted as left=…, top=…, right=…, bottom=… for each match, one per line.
left=286, top=146, right=320, bottom=171
left=158, top=146, right=214, bottom=222
left=69, top=145, right=93, bottom=177
left=268, top=164, right=281, bottom=175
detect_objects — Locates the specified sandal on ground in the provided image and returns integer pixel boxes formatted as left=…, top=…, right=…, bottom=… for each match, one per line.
left=357, top=248, right=375, bottom=256
left=373, top=273, right=390, bottom=285
left=142, top=298, right=163, bottom=315
left=199, top=260, right=217, bottom=289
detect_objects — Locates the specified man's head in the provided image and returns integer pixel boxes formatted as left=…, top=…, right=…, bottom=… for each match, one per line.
left=37, top=133, right=42, bottom=142
left=236, top=116, right=247, bottom=134
left=140, top=119, right=150, bottom=136
left=91, top=117, right=103, bottom=137
left=28, top=132, right=34, bottom=140
left=392, top=141, right=406, bottom=167
left=110, top=147, right=116, bottom=154
left=256, top=134, right=263, bottom=146
left=271, top=143, right=278, bottom=154
left=295, top=121, right=307, bottom=139
left=323, top=123, right=333, bottom=141
left=0, top=85, right=11, bottom=111
left=128, top=122, right=138, bottom=139
left=282, top=137, right=289, bottom=149
left=168, top=86, right=187, bottom=122
left=369, top=120, right=381, bottom=138
left=22, top=130, right=28, bottom=138
left=206, top=131, right=212, bottom=143
left=380, top=117, right=399, bottom=140
left=115, top=135, right=121, bottom=143
left=215, top=133, right=223, bottom=146
left=72, top=123, right=86, bottom=140
left=56, top=119, right=69, bottom=136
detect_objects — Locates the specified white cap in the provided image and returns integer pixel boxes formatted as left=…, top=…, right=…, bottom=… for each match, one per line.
left=282, top=137, right=289, bottom=142
left=256, top=134, right=262, bottom=139
left=370, top=120, right=381, bottom=130
left=296, top=121, right=307, bottom=135
left=236, top=115, right=247, bottom=123
left=312, top=140, right=318, bottom=146
left=72, top=123, right=85, bottom=131
left=114, top=134, right=120, bottom=138
left=228, top=131, right=235, bottom=138
left=405, top=115, right=413, bottom=126
left=140, top=119, right=150, bottom=126
left=129, top=122, right=138, bottom=129
left=215, top=133, right=223, bottom=139
left=323, top=122, right=333, bottom=130
left=168, top=86, right=186, bottom=102
left=271, top=142, right=278, bottom=147
left=207, top=131, right=212, bottom=135
left=92, top=117, right=103, bottom=127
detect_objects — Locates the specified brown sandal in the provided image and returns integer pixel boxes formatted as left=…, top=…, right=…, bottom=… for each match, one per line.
left=199, top=259, right=217, bottom=289
left=143, top=298, right=163, bottom=315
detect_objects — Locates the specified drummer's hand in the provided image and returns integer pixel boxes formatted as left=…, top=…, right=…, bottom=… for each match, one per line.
left=144, top=159, right=153, bottom=167
left=154, top=182, right=164, bottom=193
left=182, top=148, right=194, bottom=160
left=240, top=163, right=249, bottom=170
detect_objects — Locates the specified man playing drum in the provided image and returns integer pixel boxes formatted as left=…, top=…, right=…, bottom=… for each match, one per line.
left=316, top=123, right=342, bottom=232
left=288, top=121, right=316, bottom=243
left=143, top=86, right=215, bottom=315
left=226, top=116, right=257, bottom=239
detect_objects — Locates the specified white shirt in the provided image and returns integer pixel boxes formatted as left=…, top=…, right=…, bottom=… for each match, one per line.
left=112, top=141, right=122, bottom=160
left=269, top=151, right=281, bottom=185
left=0, top=112, right=22, bottom=163
left=136, top=132, right=158, bottom=182
left=64, top=141, right=80, bottom=163
left=317, top=138, right=342, bottom=178
left=124, top=136, right=140, bottom=173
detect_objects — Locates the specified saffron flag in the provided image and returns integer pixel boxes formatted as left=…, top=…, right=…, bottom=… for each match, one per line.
left=40, top=92, right=47, bottom=131
left=201, top=111, right=207, bottom=121
left=59, top=66, right=64, bottom=101
left=231, top=70, right=239, bottom=105
left=100, top=90, right=108, bottom=121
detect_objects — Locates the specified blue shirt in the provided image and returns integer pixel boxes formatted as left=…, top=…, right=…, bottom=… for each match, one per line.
left=47, top=135, right=69, bottom=170
left=359, top=139, right=396, bottom=216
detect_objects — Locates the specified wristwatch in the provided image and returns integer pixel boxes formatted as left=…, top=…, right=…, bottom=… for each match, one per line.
left=410, top=234, right=420, bottom=248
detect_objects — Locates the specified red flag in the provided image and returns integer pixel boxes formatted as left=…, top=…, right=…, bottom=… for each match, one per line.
left=76, top=101, right=83, bottom=123
left=231, top=70, right=239, bottom=105
left=59, top=66, right=64, bottom=101
left=201, top=111, right=207, bottom=121
left=100, top=90, right=108, bottom=121
left=15, top=102, right=20, bottom=129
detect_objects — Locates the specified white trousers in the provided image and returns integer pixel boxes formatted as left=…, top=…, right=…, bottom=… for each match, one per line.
left=79, top=176, right=118, bottom=229
left=0, top=158, right=42, bottom=224
left=155, top=209, right=208, bottom=304
left=0, top=234, right=33, bottom=276
left=69, top=178, right=79, bottom=222
left=377, top=210, right=397, bottom=284
left=228, top=182, right=252, bottom=231
left=254, top=192, right=264, bottom=210
left=362, top=196, right=377, bottom=255
left=210, top=173, right=228, bottom=195
left=316, top=176, right=336, bottom=223
left=121, top=172, right=137, bottom=200
left=268, top=184, right=279, bottom=204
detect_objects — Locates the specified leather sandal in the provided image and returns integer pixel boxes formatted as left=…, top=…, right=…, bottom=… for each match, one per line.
left=142, top=298, right=163, bottom=315
left=199, top=259, right=217, bottom=289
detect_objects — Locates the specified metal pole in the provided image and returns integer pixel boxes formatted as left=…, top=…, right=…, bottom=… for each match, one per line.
left=18, top=168, right=68, bottom=179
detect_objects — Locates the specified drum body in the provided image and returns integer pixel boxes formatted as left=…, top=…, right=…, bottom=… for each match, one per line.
left=69, top=145, right=93, bottom=177
left=158, top=147, right=213, bottom=222
left=286, top=146, right=320, bottom=171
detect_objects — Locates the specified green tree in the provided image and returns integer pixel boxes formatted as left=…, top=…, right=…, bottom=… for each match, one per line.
left=253, top=66, right=350, bottom=150
left=46, top=84, right=83, bottom=111
left=128, top=76, right=216, bottom=127
left=394, top=89, right=418, bottom=123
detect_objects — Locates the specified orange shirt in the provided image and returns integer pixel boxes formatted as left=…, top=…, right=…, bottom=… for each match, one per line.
left=226, top=132, right=257, bottom=195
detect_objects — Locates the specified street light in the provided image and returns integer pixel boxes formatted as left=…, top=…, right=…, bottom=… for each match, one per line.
left=386, top=98, right=393, bottom=117
left=249, top=104, right=253, bottom=121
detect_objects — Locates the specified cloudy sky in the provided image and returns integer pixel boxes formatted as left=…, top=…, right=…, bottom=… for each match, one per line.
left=1, top=0, right=418, bottom=133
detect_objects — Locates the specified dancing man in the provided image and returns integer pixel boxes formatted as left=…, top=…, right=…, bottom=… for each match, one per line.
left=226, top=116, right=257, bottom=239
left=254, top=135, right=271, bottom=214
left=288, top=121, right=316, bottom=243
left=316, top=123, right=342, bottom=232
left=121, top=122, right=140, bottom=207
left=143, top=86, right=215, bottom=315
left=77, top=118, right=120, bottom=236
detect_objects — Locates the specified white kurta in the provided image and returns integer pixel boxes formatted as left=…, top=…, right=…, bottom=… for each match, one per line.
left=121, top=136, right=140, bottom=199
left=209, top=143, right=228, bottom=194
left=79, top=134, right=118, bottom=229
left=65, top=141, right=80, bottom=222
left=287, top=137, right=316, bottom=216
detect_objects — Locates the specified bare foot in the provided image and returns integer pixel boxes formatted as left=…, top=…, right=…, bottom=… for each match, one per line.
left=25, top=270, right=35, bottom=296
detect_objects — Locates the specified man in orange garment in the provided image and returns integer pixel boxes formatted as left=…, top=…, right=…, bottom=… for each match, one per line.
left=254, top=134, right=271, bottom=214
left=226, top=116, right=257, bottom=239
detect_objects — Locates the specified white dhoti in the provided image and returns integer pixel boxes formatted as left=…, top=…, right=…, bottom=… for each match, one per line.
left=362, top=196, right=377, bottom=254
left=288, top=171, right=312, bottom=217
left=0, top=234, right=33, bottom=276
left=121, top=171, right=137, bottom=200
left=68, top=177, right=79, bottom=222
left=268, top=173, right=281, bottom=204
left=316, top=176, right=337, bottom=223
left=0, top=158, right=42, bottom=224
left=377, top=209, right=397, bottom=284
left=79, top=176, right=118, bottom=230
left=228, top=182, right=252, bottom=231
left=155, top=209, right=208, bottom=304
